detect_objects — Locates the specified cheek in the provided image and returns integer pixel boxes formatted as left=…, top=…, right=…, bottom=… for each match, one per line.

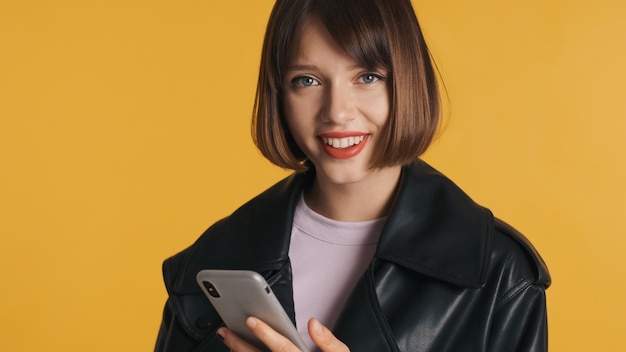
left=282, top=100, right=307, bottom=144
left=282, top=99, right=297, bottom=126
left=360, top=92, right=390, bottom=126
left=372, top=104, right=390, bottom=126
left=283, top=94, right=318, bottom=131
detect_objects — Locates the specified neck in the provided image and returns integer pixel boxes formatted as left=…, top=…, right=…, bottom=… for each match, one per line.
left=304, top=166, right=402, bottom=222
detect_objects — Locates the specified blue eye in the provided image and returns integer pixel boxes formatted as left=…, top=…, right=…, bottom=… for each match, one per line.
left=359, top=73, right=383, bottom=84
left=292, top=76, right=319, bottom=87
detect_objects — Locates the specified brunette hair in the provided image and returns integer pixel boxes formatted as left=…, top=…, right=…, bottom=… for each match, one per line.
left=252, top=0, right=440, bottom=172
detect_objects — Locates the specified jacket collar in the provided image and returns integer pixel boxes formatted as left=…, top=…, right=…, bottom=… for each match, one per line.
left=172, top=160, right=492, bottom=294
left=376, top=161, right=493, bottom=288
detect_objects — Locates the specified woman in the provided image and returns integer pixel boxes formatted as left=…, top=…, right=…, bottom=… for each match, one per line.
left=155, top=0, right=550, bottom=351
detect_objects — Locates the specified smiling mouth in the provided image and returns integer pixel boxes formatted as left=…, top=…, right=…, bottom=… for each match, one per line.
left=322, top=136, right=366, bottom=149
left=318, top=134, right=369, bottom=159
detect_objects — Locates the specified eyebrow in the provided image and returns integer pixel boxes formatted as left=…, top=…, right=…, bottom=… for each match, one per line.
left=285, top=64, right=318, bottom=72
left=285, top=64, right=373, bottom=72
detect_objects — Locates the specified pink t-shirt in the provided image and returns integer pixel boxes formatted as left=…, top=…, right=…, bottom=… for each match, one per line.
left=288, top=193, right=386, bottom=350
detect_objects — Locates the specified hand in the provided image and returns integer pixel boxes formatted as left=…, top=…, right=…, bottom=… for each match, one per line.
left=217, top=317, right=350, bottom=352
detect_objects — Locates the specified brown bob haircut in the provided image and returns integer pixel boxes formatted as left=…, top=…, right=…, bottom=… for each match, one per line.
left=252, top=0, right=440, bottom=172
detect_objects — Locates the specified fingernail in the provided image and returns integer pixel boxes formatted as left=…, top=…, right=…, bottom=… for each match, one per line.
left=246, top=316, right=258, bottom=329
left=216, top=329, right=225, bottom=341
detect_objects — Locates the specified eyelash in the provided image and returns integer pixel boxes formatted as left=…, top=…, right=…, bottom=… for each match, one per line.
left=291, top=76, right=320, bottom=87
left=358, top=73, right=384, bottom=84
left=290, top=72, right=385, bottom=87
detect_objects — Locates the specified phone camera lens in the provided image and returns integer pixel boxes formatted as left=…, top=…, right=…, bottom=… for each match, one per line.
left=202, top=281, right=221, bottom=298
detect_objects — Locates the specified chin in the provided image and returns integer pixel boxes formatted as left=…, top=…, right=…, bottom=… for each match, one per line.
left=314, top=163, right=372, bottom=186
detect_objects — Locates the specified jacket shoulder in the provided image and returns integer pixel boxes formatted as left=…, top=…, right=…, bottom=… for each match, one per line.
left=491, top=219, right=551, bottom=288
left=162, top=172, right=306, bottom=295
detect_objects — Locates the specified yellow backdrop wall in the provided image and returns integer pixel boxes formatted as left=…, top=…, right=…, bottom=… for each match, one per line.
left=1, top=0, right=624, bottom=350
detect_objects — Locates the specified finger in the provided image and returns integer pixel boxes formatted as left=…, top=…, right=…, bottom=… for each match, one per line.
left=217, top=327, right=261, bottom=352
left=246, top=316, right=301, bottom=352
left=308, top=318, right=350, bottom=352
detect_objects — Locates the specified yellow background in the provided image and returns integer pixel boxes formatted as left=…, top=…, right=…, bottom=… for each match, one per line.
left=1, top=0, right=624, bottom=350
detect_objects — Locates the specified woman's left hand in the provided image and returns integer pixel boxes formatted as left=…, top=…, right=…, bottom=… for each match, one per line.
left=217, top=317, right=350, bottom=352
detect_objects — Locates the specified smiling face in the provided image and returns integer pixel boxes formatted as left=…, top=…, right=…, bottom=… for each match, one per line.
left=283, top=17, right=397, bottom=188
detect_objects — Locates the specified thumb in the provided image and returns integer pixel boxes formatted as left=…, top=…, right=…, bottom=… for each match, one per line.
left=308, top=318, right=350, bottom=352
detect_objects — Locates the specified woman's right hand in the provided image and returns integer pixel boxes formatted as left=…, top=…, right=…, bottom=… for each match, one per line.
left=217, top=317, right=350, bottom=352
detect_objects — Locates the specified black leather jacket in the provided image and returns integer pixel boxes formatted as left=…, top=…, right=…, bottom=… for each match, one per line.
left=155, top=161, right=550, bottom=351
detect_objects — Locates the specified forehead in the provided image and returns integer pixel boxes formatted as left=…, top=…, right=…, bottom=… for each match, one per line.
left=287, top=17, right=349, bottom=64
left=283, top=12, right=390, bottom=75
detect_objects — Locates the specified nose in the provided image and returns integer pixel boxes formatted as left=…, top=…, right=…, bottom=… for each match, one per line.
left=321, top=84, right=355, bottom=125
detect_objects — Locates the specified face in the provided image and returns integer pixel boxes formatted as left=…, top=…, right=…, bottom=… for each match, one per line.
left=283, top=18, right=394, bottom=188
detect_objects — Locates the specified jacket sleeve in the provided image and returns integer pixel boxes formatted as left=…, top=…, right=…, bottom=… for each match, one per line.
left=155, top=300, right=173, bottom=352
left=154, top=250, right=229, bottom=352
left=155, top=251, right=187, bottom=352
left=488, top=280, right=549, bottom=352
left=155, top=298, right=226, bottom=352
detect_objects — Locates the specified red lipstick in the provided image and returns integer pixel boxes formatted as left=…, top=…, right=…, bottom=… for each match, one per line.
left=318, top=133, right=369, bottom=159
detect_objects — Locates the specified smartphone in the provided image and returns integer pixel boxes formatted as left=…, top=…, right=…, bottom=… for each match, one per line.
left=196, top=269, right=309, bottom=352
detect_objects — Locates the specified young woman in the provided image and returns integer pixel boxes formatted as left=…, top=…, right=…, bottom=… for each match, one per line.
left=155, top=0, right=550, bottom=351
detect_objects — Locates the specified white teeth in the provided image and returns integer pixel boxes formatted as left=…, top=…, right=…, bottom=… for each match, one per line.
left=322, top=136, right=365, bottom=149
